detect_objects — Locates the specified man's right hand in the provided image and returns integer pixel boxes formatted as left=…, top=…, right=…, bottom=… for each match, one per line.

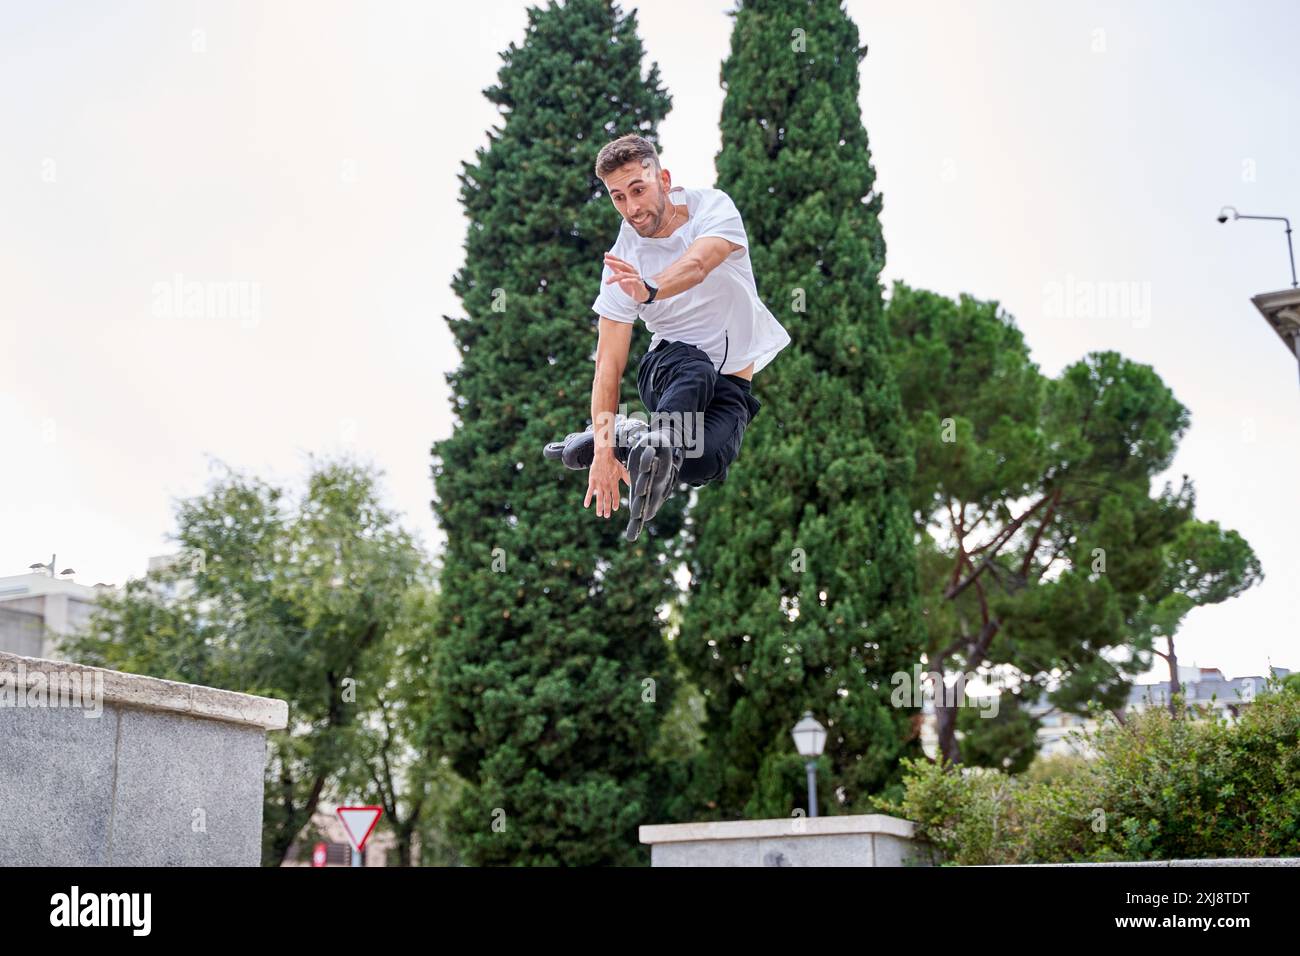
left=584, top=450, right=631, bottom=518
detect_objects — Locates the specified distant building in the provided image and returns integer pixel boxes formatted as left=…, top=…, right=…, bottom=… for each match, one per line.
left=145, top=551, right=202, bottom=601
left=0, top=572, right=117, bottom=660
left=0, top=552, right=199, bottom=661
left=919, top=664, right=1292, bottom=761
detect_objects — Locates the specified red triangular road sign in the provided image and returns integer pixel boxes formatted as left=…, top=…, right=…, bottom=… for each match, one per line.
left=337, top=806, right=383, bottom=853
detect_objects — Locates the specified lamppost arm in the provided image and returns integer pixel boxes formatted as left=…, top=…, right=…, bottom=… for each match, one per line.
left=1221, top=208, right=1298, bottom=289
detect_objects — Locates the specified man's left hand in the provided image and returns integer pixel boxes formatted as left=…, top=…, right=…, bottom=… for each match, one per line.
left=604, top=253, right=650, bottom=303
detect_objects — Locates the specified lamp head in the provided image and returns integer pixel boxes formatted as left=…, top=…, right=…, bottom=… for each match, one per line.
left=792, top=711, right=827, bottom=757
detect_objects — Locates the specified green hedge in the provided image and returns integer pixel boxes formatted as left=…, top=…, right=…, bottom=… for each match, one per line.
left=871, top=680, right=1300, bottom=864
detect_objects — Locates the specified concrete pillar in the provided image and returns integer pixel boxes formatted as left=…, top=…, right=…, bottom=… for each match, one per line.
left=639, top=813, right=936, bottom=867
left=0, top=651, right=288, bottom=866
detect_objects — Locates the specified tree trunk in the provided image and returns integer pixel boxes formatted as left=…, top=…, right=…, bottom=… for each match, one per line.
left=1165, top=636, right=1181, bottom=718
left=934, top=695, right=962, bottom=766
left=270, top=770, right=327, bottom=866
left=395, top=822, right=415, bottom=867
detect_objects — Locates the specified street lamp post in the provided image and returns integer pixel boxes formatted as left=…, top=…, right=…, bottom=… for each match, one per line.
left=791, top=712, right=827, bottom=818
left=1218, top=206, right=1297, bottom=289
left=1220, top=207, right=1300, bottom=385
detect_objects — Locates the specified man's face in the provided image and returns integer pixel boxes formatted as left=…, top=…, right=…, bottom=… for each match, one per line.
left=603, top=159, right=670, bottom=237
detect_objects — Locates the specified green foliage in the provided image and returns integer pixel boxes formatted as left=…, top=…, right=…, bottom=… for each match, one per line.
left=884, top=281, right=1262, bottom=765
left=874, top=759, right=1019, bottom=866
left=1133, top=518, right=1263, bottom=642
left=956, top=689, right=1042, bottom=774
left=876, top=678, right=1300, bottom=863
left=677, top=0, right=925, bottom=820
left=428, top=0, right=679, bottom=865
left=65, top=455, right=438, bottom=865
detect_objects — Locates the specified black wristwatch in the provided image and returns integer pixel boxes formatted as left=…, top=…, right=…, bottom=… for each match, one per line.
left=641, top=277, right=659, bottom=304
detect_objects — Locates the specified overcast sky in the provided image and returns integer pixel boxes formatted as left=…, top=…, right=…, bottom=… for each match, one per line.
left=2, top=0, right=1295, bottom=683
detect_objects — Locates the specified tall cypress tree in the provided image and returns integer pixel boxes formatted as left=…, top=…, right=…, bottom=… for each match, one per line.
left=429, top=0, right=678, bottom=865
left=679, top=0, right=924, bottom=816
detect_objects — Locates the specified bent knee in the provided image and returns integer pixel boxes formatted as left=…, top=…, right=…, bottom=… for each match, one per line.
left=679, top=422, right=746, bottom=486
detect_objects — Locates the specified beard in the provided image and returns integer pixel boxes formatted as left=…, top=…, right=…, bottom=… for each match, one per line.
left=630, top=196, right=666, bottom=235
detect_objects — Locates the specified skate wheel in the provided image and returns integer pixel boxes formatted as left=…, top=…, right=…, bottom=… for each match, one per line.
left=628, top=447, right=658, bottom=520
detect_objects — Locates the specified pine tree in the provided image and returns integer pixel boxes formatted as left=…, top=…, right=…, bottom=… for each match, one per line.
left=679, top=0, right=925, bottom=817
left=429, top=0, right=678, bottom=864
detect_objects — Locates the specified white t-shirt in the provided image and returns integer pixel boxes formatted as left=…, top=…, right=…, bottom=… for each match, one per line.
left=590, top=185, right=791, bottom=376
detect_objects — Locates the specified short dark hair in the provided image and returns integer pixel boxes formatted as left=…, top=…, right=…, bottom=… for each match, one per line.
left=594, top=134, right=661, bottom=182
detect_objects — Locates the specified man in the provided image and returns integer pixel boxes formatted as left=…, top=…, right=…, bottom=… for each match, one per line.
left=543, top=134, right=790, bottom=542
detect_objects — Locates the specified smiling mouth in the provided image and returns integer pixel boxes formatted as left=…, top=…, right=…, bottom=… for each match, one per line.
left=633, top=216, right=648, bottom=225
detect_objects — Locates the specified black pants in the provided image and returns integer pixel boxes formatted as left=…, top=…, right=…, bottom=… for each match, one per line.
left=635, top=339, right=762, bottom=488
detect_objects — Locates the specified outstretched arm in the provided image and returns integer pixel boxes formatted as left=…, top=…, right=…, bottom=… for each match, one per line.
left=603, top=235, right=742, bottom=304
left=584, top=316, right=633, bottom=519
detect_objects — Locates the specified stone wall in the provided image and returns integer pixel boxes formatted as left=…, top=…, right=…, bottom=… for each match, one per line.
left=0, top=651, right=288, bottom=866
left=640, top=814, right=936, bottom=867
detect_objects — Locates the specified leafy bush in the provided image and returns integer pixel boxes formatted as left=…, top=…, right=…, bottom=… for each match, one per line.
left=872, top=678, right=1300, bottom=864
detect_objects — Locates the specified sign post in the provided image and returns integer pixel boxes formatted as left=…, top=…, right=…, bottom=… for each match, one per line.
left=336, top=806, right=383, bottom=868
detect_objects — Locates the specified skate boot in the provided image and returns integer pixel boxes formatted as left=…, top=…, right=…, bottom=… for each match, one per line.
left=542, top=414, right=648, bottom=470
left=623, top=429, right=683, bottom=543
